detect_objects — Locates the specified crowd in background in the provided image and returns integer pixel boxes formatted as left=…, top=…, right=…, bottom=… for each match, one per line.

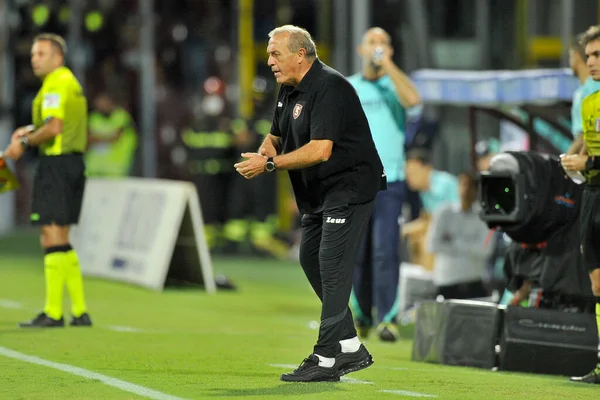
left=8, top=0, right=519, bottom=316
left=10, top=0, right=293, bottom=257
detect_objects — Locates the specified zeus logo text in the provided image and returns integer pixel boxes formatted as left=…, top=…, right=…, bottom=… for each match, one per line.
left=325, top=217, right=346, bottom=224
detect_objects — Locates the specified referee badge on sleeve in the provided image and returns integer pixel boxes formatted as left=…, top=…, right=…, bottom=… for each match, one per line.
left=595, top=118, right=600, bottom=132
left=42, top=93, right=61, bottom=109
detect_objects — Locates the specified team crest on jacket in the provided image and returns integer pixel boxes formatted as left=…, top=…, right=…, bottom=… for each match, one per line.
left=293, top=103, right=303, bottom=119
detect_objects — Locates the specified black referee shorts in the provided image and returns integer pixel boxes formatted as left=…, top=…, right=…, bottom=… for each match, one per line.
left=31, top=154, right=86, bottom=226
left=580, top=185, right=600, bottom=273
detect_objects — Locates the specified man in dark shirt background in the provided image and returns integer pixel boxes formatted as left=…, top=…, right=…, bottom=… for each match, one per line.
left=234, top=25, right=386, bottom=382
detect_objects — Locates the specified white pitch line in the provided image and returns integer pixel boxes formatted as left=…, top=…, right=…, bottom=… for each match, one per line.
left=0, top=346, right=187, bottom=400
left=106, top=325, right=151, bottom=333
left=340, top=376, right=374, bottom=384
left=269, top=363, right=298, bottom=369
left=0, top=299, right=25, bottom=309
left=379, top=390, right=438, bottom=398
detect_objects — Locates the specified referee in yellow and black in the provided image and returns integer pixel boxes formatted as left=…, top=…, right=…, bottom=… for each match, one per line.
left=3, top=33, right=92, bottom=328
left=561, top=25, right=600, bottom=384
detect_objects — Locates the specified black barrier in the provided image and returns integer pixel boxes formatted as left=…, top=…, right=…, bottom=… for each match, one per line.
left=499, top=306, right=598, bottom=376
left=412, top=300, right=501, bottom=369
left=412, top=300, right=598, bottom=376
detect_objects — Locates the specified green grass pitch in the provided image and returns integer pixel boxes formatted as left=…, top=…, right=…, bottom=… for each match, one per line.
left=0, top=232, right=598, bottom=399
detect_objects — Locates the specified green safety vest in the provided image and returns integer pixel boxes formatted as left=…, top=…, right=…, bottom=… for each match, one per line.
left=85, top=108, right=137, bottom=177
left=181, top=128, right=236, bottom=175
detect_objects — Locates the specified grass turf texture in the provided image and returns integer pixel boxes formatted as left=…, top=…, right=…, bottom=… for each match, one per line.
left=0, top=231, right=598, bottom=399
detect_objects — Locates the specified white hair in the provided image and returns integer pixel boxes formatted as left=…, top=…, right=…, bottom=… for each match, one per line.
left=268, top=25, right=317, bottom=59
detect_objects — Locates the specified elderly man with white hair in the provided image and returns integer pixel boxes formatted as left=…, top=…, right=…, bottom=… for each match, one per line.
left=234, top=25, right=386, bottom=382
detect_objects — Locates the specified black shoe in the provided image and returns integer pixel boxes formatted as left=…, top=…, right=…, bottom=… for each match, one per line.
left=280, top=354, right=339, bottom=382
left=215, top=275, right=237, bottom=291
left=335, top=344, right=374, bottom=376
left=70, top=313, right=92, bottom=327
left=19, top=312, right=64, bottom=328
left=570, top=365, right=600, bottom=384
left=377, top=323, right=399, bottom=343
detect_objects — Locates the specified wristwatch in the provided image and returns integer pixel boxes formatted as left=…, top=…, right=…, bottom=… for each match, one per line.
left=19, top=135, right=29, bottom=149
left=265, top=157, right=276, bottom=172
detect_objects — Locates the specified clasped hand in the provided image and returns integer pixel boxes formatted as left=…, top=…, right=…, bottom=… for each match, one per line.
left=560, top=154, right=587, bottom=172
left=234, top=152, right=268, bottom=180
left=3, top=127, right=29, bottom=160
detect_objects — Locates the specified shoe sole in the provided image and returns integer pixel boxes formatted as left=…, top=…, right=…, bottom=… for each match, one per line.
left=280, top=374, right=340, bottom=382
left=338, top=354, right=374, bottom=376
left=569, top=378, right=600, bottom=384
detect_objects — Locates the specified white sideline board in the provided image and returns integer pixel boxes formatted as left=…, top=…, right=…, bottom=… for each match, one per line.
left=70, top=178, right=216, bottom=293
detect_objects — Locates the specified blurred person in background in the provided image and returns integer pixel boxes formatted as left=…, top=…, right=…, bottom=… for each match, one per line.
left=347, top=27, right=421, bottom=342
left=404, top=148, right=459, bottom=224
left=426, top=171, right=493, bottom=299
left=475, top=137, right=500, bottom=173
left=85, top=92, right=137, bottom=178
left=3, top=33, right=91, bottom=328
left=562, top=25, right=600, bottom=385
left=403, top=128, right=431, bottom=225
left=567, top=32, right=600, bottom=155
left=223, top=88, right=289, bottom=259
left=234, top=25, right=385, bottom=382
left=402, top=148, right=459, bottom=271
left=182, top=108, right=236, bottom=252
